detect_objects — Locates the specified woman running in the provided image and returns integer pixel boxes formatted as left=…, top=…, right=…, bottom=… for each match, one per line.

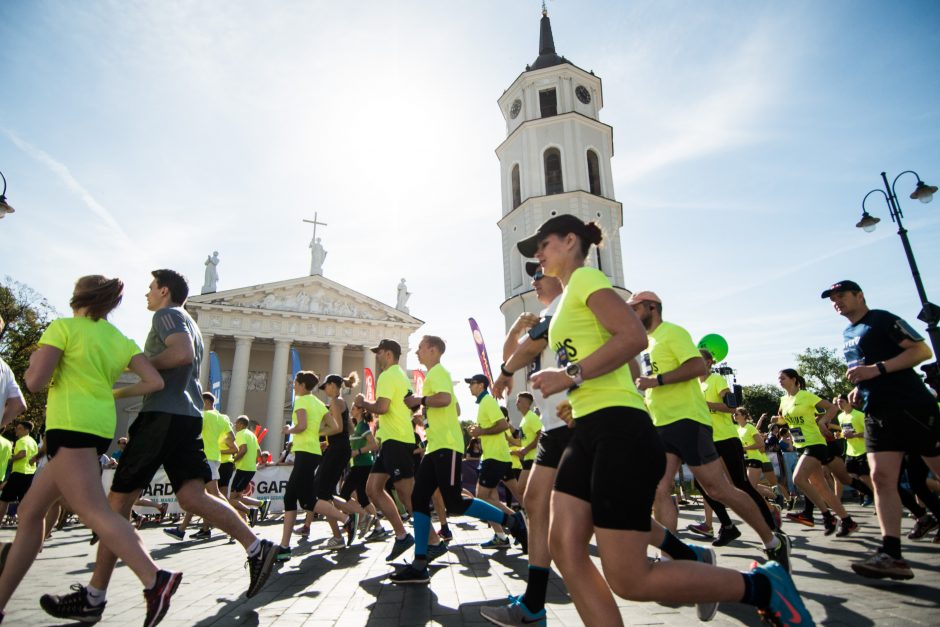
left=519, top=214, right=811, bottom=626
left=340, top=404, right=385, bottom=540
left=0, top=275, right=179, bottom=626
left=734, top=408, right=781, bottom=502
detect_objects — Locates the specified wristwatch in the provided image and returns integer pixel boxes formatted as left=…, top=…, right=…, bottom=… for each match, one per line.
left=565, top=363, right=584, bottom=386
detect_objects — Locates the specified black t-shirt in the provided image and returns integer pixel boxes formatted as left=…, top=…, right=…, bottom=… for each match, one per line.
left=842, top=309, right=934, bottom=410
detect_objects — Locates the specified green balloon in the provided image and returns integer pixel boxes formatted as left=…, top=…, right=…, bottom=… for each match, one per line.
left=698, top=334, right=729, bottom=362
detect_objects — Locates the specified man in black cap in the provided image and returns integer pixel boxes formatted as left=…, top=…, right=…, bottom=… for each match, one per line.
left=824, top=280, right=940, bottom=580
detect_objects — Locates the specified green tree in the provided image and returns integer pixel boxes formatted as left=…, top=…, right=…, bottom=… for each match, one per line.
left=794, top=346, right=853, bottom=400
left=0, top=277, right=59, bottom=430
left=741, top=384, right=783, bottom=422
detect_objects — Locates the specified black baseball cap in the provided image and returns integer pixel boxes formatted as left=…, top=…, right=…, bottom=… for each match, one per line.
left=464, top=374, right=490, bottom=387
left=525, top=261, right=543, bottom=278
left=516, top=214, right=591, bottom=258
left=370, top=339, right=402, bottom=358
left=821, top=280, right=862, bottom=298
left=318, top=374, right=344, bottom=390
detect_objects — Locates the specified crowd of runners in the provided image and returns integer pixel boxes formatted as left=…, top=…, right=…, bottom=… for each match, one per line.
left=0, top=214, right=938, bottom=626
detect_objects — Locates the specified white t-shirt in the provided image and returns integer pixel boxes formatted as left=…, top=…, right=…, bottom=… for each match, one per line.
left=0, top=358, right=23, bottom=404
left=528, top=295, right=565, bottom=431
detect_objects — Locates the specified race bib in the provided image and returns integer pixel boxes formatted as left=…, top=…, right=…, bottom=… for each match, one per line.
left=790, top=427, right=805, bottom=444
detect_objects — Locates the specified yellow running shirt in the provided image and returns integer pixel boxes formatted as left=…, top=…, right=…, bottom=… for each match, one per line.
left=738, top=423, right=769, bottom=463
left=548, top=267, right=646, bottom=419
left=218, top=415, right=234, bottom=463
left=510, top=444, right=523, bottom=470
left=292, top=394, right=328, bottom=454
left=375, top=364, right=415, bottom=445
left=38, top=317, right=141, bottom=439
left=234, top=429, right=259, bottom=471
left=477, top=393, right=511, bottom=463
left=12, top=435, right=38, bottom=475
left=838, top=410, right=867, bottom=458
left=520, top=410, right=542, bottom=461
left=642, top=321, right=711, bottom=428
left=0, top=437, right=11, bottom=478
left=701, top=373, right=738, bottom=442
left=201, top=409, right=231, bottom=463
left=423, top=363, right=464, bottom=455
left=778, top=390, right=826, bottom=449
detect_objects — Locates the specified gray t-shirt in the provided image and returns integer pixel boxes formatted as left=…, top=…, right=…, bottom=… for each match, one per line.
left=140, top=307, right=203, bottom=417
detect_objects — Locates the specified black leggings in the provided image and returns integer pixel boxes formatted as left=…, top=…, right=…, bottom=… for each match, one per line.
left=339, top=466, right=371, bottom=507
left=698, top=438, right=777, bottom=531
left=411, top=449, right=472, bottom=517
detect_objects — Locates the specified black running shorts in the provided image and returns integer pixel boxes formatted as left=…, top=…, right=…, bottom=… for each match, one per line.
left=477, top=459, right=512, bottom=489
left=744, top=459, right=763, bottom=469
left=554, top=406, right=665, bottom=531
left=316, top=442, right=351, bottom=500
left=284, top=451, right=320, bottom=512
left=535, top=425, right=574, bottom=469
left=521, top=459, right=534, bottom=471
left=370, top=440, right=415, bottom=482
left=827, top=438, right=847, bottom=461
left=110, top=412, right=211, bottom=494
left=865, top=402, right=940, bottom=456
left=845, top=454, right=870, bottom=476
left=0, top=472, right=33, bottom=503
left=798, top=443, right=833, bottom=464
left=45, top=429, right=111, bottom=457
left=230, top=469, right=255, bottom=494
left=218, top=461, right=235, bottom=489
left=656, top=419, right=720, bottom=467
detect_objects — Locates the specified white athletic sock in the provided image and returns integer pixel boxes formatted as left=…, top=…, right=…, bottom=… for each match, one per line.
left=86, top=585, right=106, bottom=606
left=764, top=535, right=780, bottom=551
left=496, top=532, right=509, bottom=541
left=247, top=538, right=262, bottom=556
left=395, top=533, right=408, bottom=541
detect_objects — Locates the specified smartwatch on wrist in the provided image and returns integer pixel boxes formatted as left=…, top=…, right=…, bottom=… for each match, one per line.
left=500, top=362, right=513, bottom=377
left=876, top=361, right=887, bottom=375
left=656, top=374, right=665, bottom=386
left=565, top=363, right=584, bottom=386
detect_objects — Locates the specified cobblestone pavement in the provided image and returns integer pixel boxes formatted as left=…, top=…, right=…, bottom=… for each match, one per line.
left=2, top=501, right=938, bottom=625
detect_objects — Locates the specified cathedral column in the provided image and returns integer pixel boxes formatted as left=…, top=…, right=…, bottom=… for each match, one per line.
left=226, top=335, right=254, bottom=417
left=328, top=342, right=345, bottom=376
left=198, top=333, right=214, bottom=390
left=265, top=338, right=292, bottom=461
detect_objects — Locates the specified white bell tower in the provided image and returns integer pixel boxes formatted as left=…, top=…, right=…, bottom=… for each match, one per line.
left=497, top=9, right=628, bottom=328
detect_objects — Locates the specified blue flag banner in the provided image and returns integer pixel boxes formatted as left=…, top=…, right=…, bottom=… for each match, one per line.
left=290, top=348, right=302, bottom=403
left=209, top=351, right=222, bottom=410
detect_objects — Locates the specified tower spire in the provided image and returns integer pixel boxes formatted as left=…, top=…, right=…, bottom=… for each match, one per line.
left=530, top=5, right=565, bottom=70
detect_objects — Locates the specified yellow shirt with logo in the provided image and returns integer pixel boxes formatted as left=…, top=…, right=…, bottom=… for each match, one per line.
left=701, top=373, right=738, bottom=442
left=375, top=364, right=415, bottom=445
left=38, top=317, right=141, bottom=439
left=234, top=429, right=259, bottom=471
left=838, top=410, right=867, bottom=458
left=778, top=390, right=826, bottom=448
left=218, top=415, right=235, bottom=463
left=292, top=394, right=328, bottom=455
left=13, top=435, right=38, bottom=475
left=520, top=410, right=542, bottom=461
left=201, top=409, right=232, bottom=462
left=738, top=423, right=769, bottom=463
left=643, top=322, right=711, bottom=428
left=477, top=393, right=511, bottom=463
left=423, top=363, right=465, bottom=455
left=548, top=267, right=647, bottom=419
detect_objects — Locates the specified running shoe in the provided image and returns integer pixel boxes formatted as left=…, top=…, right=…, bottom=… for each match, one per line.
left=822, top=513, right=837, bottom=537
left=480, top=596, right=547, bottom=626
left=275, top=545, right=292, bottom=563
left=258, top=500, right=271, bottom=522
left=769, top=504, right=782, bottom=531
left=480, top=535, right=511, bottom=549
left=39, top=584, right=106, bottom=624
left=784, top=512, right=814, bottom=527
left=774, top=494, right=785, bottom=509
left=248, top=508, right=258, bottom=528
left=850, top=552, right=914, bottom=580
left=365, top=526, right=390, bottom=543
left=324, top=536, right=346, bottom=550
left=786, top=496, right=797, bottom=512
left=437, top=526, right=454, bottom=542
left=358, top=514, right=375, bottom=538
left=691, top=546, right=719, bottom=621
left=908, top=514, right=938, bottom=540
left=712, top=524, right=741, bottom=547
left=508, top=511, right=528, bottom=554
left=385, top=533, right=415, bottom=561
left=686, top=521, right=714, bottom=539
left=343, top=513, right=360, bottom=546
left=132, top=512, right=145, bottom=530
left=143, top=570, right=182, bottom=627
left=245, top=539, right=278, bottom=598
left=426, top=541, right=449, bottom=563
left=389, top=563, right=430, bottom=584
left=294, top=525, right=310, bottom=538
left=835, top=519, right=858, bottom=538
left=190, top=529, right=211, bottom=541
left=861, top=496, right=874, bottom=507
left=162, top=527, right=185, bottom=541
left=764, top=532, right=792, bottom=575
left=89, top=531, right=99, bottom=545
left=751, top=560, right=814, bottom=626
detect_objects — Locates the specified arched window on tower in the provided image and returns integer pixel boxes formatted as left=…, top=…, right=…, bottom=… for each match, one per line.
left=511, top=164, right=521, bottom=209
left=586, top=150, right=601, bottom=196
left=544, top=148, right=563, bottom=195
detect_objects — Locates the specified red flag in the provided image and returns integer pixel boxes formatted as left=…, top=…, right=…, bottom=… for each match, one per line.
left=364, top=367, right=376, bottom=402
left=413, top=370, right=426, bottom=396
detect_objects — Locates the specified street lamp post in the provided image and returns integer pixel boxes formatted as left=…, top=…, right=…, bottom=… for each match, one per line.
left=856, top=170, right=940, bottom=379
left=0, top=170, right=16, bottom=218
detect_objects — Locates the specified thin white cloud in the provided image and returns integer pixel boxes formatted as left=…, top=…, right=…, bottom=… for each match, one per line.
left=2, top=128, right=133, bottom=246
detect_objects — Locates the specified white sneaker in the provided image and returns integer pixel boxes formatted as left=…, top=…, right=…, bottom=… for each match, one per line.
left=324, top=536, right=346, bottom=550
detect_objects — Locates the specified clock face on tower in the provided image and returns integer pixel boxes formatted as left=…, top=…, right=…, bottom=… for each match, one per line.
left=509, top=99, right=522, bottom=119
left=575, top=85, right=591, bottom=104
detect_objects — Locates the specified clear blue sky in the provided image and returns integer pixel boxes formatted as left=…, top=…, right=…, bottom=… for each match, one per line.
left=2, top=1, right=939, bottom=410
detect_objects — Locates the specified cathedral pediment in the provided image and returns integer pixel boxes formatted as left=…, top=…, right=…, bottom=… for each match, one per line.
left=187, top=275, right=421, bottom=326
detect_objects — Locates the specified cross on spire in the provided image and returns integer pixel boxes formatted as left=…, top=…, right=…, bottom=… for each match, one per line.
left=303, top=212, right=328, bottom=241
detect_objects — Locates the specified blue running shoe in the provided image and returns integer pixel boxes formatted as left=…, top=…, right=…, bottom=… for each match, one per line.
left=751, top=561, right=815, bottom=627
left=385, top=533, right=415, bottom=562
left=479, top=596, right=547, bottom=626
